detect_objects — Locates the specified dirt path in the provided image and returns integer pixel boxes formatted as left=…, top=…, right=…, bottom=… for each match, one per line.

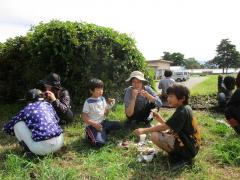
left=155, top=76, right=208, bottom=93
left=178, top=76, right=208, bottom=89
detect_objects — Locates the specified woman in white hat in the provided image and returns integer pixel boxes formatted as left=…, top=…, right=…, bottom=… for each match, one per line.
left=124, top=71, right=162, bottom=126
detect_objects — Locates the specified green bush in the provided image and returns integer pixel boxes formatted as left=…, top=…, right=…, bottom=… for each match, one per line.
left=0, top=36, right=29, bottom=101
left=0, top=20, right=153, bottom=105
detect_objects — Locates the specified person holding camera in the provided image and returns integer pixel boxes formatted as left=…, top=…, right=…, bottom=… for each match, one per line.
left=39, top=73, right=74, bottom=124
left=124, top=71, right=162, bottom=127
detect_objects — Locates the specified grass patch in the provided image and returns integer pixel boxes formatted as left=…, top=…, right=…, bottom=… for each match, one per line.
left=214, top=137, right=240, bottom=166
left=191, top=75, right=218, bottom=95
left=1, top=103, right=240, bottom=179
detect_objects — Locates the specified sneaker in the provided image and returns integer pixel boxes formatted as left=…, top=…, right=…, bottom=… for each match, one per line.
left=168, top=155, right=193, bottom=171
left=19, top=141, right=30, bottom=152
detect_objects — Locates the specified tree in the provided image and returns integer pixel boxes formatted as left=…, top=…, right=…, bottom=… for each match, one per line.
left=162, top=52, right=185, bottom=66
left=210, top=39, right=240, bottom=73
left=184, top=58, right=201, bottom=69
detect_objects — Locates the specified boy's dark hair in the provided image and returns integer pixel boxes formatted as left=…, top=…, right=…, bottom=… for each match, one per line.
left=223, top=76, right=235, bottom=90
left=167, top=84, right=190, bottom=105
left=89, top=78, right=104, bottom=91
left=164, top=70, right=173, bottom=77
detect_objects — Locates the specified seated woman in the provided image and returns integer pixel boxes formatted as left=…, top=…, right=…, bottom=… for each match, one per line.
left=124, top=71, right=162, bottom=127
left=225, top=72, right=240, bottom=134
left=217, top=75, right=235, bottom=108
left=3, top=89, right=64, bottom=155
left=39, top=73, right=74, bottom=124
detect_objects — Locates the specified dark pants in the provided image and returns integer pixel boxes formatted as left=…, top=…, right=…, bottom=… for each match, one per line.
left=225, top=106, right=240, bottom=134
left=86, top=120, right=122, bottom=148
left=59, top=110, right=74, bottom=125
left=127, top=102, right=156, bottom=123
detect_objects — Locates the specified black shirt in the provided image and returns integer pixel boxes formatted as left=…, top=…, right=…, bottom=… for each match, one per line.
left=166, top=105, right=198, bottom=158
left=51, top=89, right=73, bottom=124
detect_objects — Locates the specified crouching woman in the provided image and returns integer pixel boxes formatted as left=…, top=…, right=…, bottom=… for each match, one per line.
left=3, top=89, right=64, bottom=155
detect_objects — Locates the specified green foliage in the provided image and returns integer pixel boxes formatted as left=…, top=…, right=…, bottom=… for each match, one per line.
left=184, top=58, right=201, bottom=69
left=162, top=51, right=185, bottom=66
left=1, top=154, right=77, bottom=179
left=209, top=39, right=240, bottom=73
left=0, top=20, right=153, bottom=105
left=214, top=138, right=240, bottom=166
left=0, top=36, right=29, bottom=101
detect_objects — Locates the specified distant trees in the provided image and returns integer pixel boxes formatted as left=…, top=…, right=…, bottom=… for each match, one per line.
left=162, top=52, right=202, bottom=68
left=184, top=58, right=202, bottom=69
left=162, top=52, right=185, bottom=66
left=207, top=39, right=240, bottom=73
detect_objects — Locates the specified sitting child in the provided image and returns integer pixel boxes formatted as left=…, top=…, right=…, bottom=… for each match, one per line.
left=217, top=75, right=235, bottom=108
left=225, top=71, right=240, bottom=134
left=82, top=78, right=122, bottom=148
left=134, top=84, right=200, bottom=170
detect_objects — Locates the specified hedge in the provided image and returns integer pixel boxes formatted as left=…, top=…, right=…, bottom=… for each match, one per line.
left=0, top=20, right=154, bottom=106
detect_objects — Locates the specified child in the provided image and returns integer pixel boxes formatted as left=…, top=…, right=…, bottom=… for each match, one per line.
left=82, top=78, right=122, bottom=148
left=134, top=84, right=200, bottom=169
left=225, top=71, right=240, bottom=134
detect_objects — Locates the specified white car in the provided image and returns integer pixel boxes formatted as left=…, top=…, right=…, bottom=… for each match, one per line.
left=172, top=71, right=190, bottom=82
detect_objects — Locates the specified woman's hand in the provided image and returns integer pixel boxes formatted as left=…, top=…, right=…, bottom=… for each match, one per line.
left=132, top=89, right=139, bottom=99
left=45, top=91, right=56, bottom=102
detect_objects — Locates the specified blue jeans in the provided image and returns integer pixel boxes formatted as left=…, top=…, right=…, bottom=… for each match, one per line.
left=86, top=120, right=122, bottom=148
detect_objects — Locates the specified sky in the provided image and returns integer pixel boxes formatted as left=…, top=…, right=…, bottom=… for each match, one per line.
left=1, top=0, right=240, bottom=62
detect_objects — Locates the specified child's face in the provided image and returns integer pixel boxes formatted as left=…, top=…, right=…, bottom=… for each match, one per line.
left=91, top=88, right=103, bottom=98
left=167, top=94, right=184, bottom=108
left=132, top=78, right=143, bottom=90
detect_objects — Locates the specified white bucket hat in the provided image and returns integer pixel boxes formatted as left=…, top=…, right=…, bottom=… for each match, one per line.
left=126, top=71, right=148, bottom=83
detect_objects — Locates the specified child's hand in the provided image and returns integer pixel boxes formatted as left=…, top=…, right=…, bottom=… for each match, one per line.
left=134, top=128, right=145, bottom=136
left=152, top=110, right=160, bottom=119
left=94, top=122, right=103, bottom=131
left=107, top=98, right=115, bottom=105
left=106, top=98, right=115, bottom=109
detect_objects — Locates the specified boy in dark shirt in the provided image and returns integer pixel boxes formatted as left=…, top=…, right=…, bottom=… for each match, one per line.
left=134, top=84, right=200, bottom=170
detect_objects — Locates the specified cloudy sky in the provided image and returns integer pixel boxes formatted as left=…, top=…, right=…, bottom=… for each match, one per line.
left=1, top=0, right=240, bottom=62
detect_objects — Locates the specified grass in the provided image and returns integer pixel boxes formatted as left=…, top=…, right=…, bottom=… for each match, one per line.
left=1, top=102, right=240, bottom=179
left=1, top=75, right=240, bottom=179
left=191, top=75, right=218, bottom=95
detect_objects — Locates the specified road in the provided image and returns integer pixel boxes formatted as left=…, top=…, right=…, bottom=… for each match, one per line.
left=155, top=76, right=208, bottom=93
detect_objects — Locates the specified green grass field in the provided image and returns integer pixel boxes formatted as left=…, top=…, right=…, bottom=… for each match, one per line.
left=1, top=103, right=240, bottom=179
left=191, top=75, right=218, bottom=95
left=1, top=75, right=240, bottom=179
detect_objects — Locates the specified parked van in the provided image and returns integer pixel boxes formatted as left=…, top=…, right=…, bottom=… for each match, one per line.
left=172, top=71, right=190, bottom=82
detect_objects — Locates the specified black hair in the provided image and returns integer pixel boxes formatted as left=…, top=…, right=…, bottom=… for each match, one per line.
left=164, top=70, right=173, bottom=77
left=89, top=78, right=104, bottom=91
left=223, top=76, right=235, bottom=90
left=167, top=84, right=190, bottom=105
